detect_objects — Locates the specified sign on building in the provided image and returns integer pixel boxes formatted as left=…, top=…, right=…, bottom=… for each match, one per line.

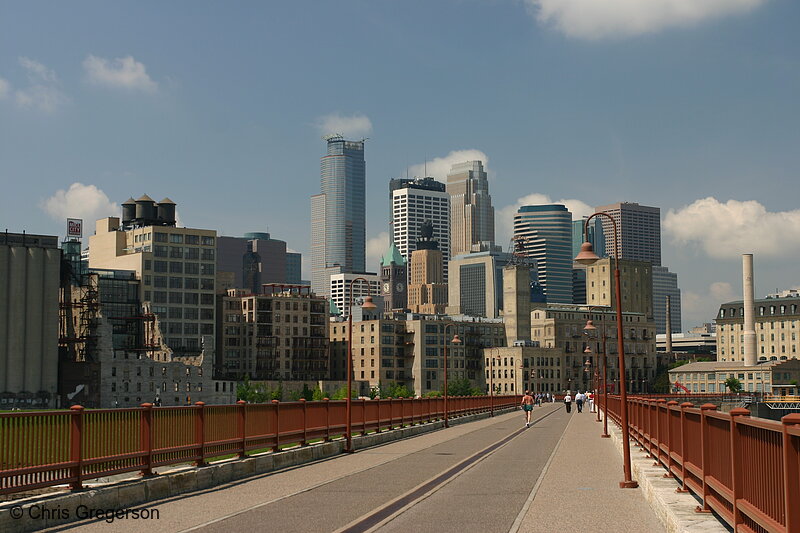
left=67, top=218, right=83, bottom=238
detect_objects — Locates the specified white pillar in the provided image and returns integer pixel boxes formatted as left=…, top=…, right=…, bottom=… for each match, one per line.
left=743, top=254, right=757, bottom=367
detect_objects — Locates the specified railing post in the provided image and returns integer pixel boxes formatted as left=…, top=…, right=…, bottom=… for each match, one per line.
left=140, top=403, right=155, bottom=477
left=237, top=400, right=247, bottom=458
left=361, top=398, right=367, bottom=436
left=69, top=405, right=84, bottom=490
left=664, top=401, right=679, bottom=478
left=729, top=407, right=750, bottom=529
left=695, top=403, right=717, bottom=513
left=272, top=400, right=280, bottom=452
left=324, top=398, right=331, bottom=442
left=676, top=402, right=693, bottom=492
left=781, top=413, right=800, bottom=533
left=654, top=399, right=666, bottom=465
left=194, top=401, right=206, bottom=467
left=299, top=399, right=308, bottom=446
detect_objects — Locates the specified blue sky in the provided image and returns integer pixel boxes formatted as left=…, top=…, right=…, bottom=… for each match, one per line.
left=2, top=0, right=799, bottom=328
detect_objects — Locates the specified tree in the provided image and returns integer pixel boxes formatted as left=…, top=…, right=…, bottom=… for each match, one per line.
left=446, top=378, right=481, bottom=396
left=331, top=385, right=358, bottom=400
left=724, top=377, right=743, bottom=393
left=312, top=385, right=326, bottom=401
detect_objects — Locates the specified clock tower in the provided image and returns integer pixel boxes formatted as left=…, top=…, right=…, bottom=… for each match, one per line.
left=380, top=242, right=407, bottom=312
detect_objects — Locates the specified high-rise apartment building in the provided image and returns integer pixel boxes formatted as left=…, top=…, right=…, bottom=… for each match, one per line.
left=311, top=136, right=366, bottom=296
left=715, top=294, right=800, bottom=363
left=447, top=161, right=499, bottom=257
left=513, top=205, right=573, bottom=304
left=217, top=285, right=329, bottom=381
left=390, top=177, right=450, bottom=281
left=594, top=202, right=661, bottom=265
left=89, top=196, right=217, bottom=357
left=653, top=266, right=681, bottom=334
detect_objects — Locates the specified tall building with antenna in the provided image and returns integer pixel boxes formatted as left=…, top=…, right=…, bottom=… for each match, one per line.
left=311, top=136, right=367, bottom=296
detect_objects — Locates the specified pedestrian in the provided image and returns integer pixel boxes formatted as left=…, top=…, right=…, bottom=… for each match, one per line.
left=588, top=391, right=595, bottom=413
left=564, top=392, right=572, bottom=413
left=521, top=390, right=534, bottom=428
left=575, top=391, right=584, bottom=413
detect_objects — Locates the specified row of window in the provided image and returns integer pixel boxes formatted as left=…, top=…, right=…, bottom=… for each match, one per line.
left=720, top=303, right=800, bottom=318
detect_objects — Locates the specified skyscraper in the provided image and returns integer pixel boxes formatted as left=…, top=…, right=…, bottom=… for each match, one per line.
left=513, top=205, right=573, bottom=304
left=594, top=202, right=661, bottom=265
left=311, top=136, right=366, bottom=296
left=408, top=221, right=448, bottom=315
left=572, top=218, right=605, bottom=260
left=653, top=266, right=681, bottom=334
left=593, top=201, right=680, bottom=333
left=390, top=177, right=450, bottom=281
left=447, top=161, right=499, bottom=257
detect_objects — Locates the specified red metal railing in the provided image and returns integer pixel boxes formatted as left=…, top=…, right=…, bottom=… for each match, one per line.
left=0, top=395, right=520, bottom=496
left=605, top=394, right=800, bottom=533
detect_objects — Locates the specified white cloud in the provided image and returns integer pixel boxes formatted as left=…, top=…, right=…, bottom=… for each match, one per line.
left=15, top=57, right=67, bottom=112
left=497, top=192, right=593, bottom=246
left=19, top=57, right=57, bottom=83
left=407, top=150, right=490, bottom=182
left=664, top=197, right=800, bottom=259
left=366, top=231, right=390, bottom=272
left=316, top=112, right=372, bottom=138
left=0, top=78, right=9, bottom=99
left=41, top=183, right=118, bottom=224
left=527, top=0, right=767, bottom=40
left=83, top=55, right=158, bottom=93
left=709, top=281, right=735, bottom=302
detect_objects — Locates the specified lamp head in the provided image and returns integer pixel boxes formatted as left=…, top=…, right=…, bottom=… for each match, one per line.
left=574, top=241, right=600, bottom=265
left=583, top=319, right=596, bottom=332
left=361, top=295, right=377, bottom=310
left=584, top=346, right=592, bottom=354
left=452, top=334, right=461, bottom=344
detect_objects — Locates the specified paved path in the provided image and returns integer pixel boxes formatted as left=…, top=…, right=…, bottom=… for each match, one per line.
left=44, top=404, right=666, bottom=533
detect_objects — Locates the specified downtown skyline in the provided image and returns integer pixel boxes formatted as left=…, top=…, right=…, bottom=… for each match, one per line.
left=2, top=1, right=800, bottom=329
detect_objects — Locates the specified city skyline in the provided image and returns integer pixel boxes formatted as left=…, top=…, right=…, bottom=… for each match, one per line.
left=2, top=1, right=800, bottom=329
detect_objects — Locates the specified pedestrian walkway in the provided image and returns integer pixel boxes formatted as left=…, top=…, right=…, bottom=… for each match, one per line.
left=515, top=408, right=666, bottom=533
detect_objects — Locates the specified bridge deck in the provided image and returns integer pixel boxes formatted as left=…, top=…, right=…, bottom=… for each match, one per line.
left=45, top=404, right=667, bottom=533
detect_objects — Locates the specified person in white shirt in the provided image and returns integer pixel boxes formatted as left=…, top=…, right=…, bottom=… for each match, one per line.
left=575, top=391, right=584, bottom=413
left=588, top=391, right=595, bottom=413
left=564, top=393, right=573, bottom=413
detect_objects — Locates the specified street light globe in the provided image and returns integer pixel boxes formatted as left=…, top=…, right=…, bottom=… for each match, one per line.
left=583, top=319, right=597, bottom=331
left=574, top=241, right=600, bottom=265
left=452, top=334, right=462, bottom=344
left=361, top=295, right=377, bottom=310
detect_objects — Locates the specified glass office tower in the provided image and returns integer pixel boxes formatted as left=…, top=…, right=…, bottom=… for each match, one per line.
left=311, top=136, right=366, bottom=295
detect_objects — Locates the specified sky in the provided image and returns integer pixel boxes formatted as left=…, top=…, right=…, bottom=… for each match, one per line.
left=2, top=0, right=799, bottom=330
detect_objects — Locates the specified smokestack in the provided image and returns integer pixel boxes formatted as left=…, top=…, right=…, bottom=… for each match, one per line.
left=743, top=254, right=757, bottom=367
left=665, top=295, right=672, bottom=354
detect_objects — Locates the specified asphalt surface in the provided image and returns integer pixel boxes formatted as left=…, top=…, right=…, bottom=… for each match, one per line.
left=43, top=403, right=666, bottom=533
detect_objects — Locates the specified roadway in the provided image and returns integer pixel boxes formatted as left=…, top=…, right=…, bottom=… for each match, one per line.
left=44, top=403, right=666, bottom=533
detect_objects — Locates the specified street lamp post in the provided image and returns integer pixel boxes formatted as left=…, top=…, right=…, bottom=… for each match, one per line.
left=345, top=278, right=377, bottom=453
left=583, top=307, right=610, bottom=435
left=489, top=347, right=499, bottom=417
left=442, top=323, right=461, bottom=428
left=576, top=212, right=638, bottom=488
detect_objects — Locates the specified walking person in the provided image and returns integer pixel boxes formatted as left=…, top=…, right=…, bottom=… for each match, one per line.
left=589, top=391, right=595, bottom=413
left=521, top=390, right=534, bottom=427
left=575, top=391, right=584, bottom=413
left=564, top=392, right=572, bottom=413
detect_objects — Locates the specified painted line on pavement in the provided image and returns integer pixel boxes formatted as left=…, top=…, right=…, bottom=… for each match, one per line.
left=507, top=406, right=574, bottom=533
left=335, top=405, right=563, bottom=533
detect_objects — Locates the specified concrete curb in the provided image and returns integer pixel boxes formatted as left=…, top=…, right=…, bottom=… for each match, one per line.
left=0, top=408, right=512, bottom=533
left=606, top=415, right=731, bottom=533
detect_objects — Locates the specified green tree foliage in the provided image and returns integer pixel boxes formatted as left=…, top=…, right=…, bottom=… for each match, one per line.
left=442, top=378, right=482, bottom=396
left=725, top=377, right=743, bottom=393
left=236, top=376, right=281, bottom=403
left=331, top=385, right=358, bottom=400
left=312, top=385, right=326, bottom=401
